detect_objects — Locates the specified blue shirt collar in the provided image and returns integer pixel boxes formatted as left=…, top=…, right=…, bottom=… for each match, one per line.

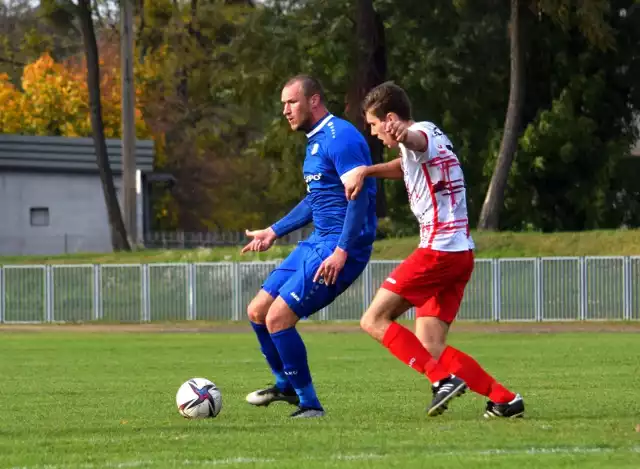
left=306, top=113, right=334, bottom=138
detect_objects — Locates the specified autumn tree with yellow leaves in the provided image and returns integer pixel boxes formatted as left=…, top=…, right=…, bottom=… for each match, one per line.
left=0, top=52, right=150, bottom=139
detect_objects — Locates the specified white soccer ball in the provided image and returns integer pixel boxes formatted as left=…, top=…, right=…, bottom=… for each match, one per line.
left=176, top=378, right=222, bottom=419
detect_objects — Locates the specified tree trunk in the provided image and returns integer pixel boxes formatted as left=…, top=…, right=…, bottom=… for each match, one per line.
left=477, top=0, right=525, bottom=230
left=345, top=0, right=387, bottom=218
left=77, top=0, right=131, bottom=251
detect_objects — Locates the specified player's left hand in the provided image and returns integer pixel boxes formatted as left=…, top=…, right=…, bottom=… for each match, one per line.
left=313, top=247, right=348, bottom=286
left=343, top=166, right=367, bottom=201
left=384, top=120, right=409, bottom=143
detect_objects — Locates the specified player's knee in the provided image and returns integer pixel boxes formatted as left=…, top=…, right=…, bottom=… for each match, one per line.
left=247, top=299, right=268, bottom=324
left=359, top=311, right=377, bottom=336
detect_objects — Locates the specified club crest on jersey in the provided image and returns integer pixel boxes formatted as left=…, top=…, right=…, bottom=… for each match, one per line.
left=311, top=143, right=320, bottom=155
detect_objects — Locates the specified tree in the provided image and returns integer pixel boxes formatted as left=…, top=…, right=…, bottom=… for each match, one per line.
left=77, top=0, right=130, bottom=250
left=345, top=0, right=387, bottom=217
left=505, top=0, right=640, bottom=230
left=478, top=0, right=616, bottom=230
left=40, top=0, right=130, bottom=250
left=477, top=0, right=525, bottom=230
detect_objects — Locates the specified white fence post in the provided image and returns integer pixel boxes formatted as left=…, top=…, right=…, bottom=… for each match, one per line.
left=362, top=264, right=372, bottom=314
left=624, top=256, right=631, bottom=321
left=535, top=258, right=542, bottom=321
left=232, top=263, right=241, bottom=321
left=579, top=257, right=586, bottom=320
left=141, top=264, right=150, bottom=322
left=492, top=259, right=501, bottom=321
left=0, top=266, right=4, bottom=324
left=93, top=265, right=102, bottom=320
left=187, top=263, right=196, bottom=321
left=45, top=265, right=53, bottom=323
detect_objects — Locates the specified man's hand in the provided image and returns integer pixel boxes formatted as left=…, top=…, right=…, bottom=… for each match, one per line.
left=384, top=120, right=410, bottom=143
left=343, top=166, right=368, bottom=201
left=241, top=227, right=277, bottom=254
left=313, top=247, right=348, bottom=286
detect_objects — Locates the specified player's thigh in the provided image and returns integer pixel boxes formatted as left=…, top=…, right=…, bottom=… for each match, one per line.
left=277, top=244, right=367, bottom=319
left=261, top=242, right=312, bottom=300
left=389, top=248, right=474, bottom=310
left=265, top=295, right=300, bottom=333
left=380, top=249, right=443, bottom=309
left=416, top=270, right=470, bottom=324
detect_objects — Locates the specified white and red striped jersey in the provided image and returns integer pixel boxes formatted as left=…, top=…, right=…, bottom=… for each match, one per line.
left=399, top=121, right=475, bottom=251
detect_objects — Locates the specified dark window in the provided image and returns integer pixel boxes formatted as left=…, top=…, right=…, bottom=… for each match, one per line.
left=30, top=207, right=49, bottom=227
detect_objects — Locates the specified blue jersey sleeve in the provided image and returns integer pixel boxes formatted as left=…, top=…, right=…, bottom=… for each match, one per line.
left=271, top=197, right=313, bottom=237
left=337, top=193, right=369, bottom=253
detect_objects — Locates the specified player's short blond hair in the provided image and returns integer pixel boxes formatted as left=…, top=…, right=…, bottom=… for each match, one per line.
left=363, top=81, right=412, bottom=121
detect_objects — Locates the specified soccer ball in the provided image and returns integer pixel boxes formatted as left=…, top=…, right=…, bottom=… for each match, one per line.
left=176, top=378, right=222, bottom=419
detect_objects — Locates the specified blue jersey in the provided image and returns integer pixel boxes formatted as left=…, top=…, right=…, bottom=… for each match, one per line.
left=302, top=114, right=377, bottom=251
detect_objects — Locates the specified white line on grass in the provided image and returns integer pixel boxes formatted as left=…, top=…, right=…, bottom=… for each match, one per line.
left=8, top=458, right=273, bottom=469
left=331, top=453, right=384, bottom=461
left=7, top=447, right=640, bottom=469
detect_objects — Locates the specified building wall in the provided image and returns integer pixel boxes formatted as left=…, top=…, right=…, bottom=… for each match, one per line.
left=0, top=171, right=140, bottom=255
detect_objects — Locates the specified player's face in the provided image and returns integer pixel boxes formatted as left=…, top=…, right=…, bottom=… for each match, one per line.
left=281, top=83, right=313, bottom=132
left=365, top=110, right=398, bottom=148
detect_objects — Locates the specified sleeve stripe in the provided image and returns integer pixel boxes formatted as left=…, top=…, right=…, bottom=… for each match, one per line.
left=340, top=165, right=367, bottom=183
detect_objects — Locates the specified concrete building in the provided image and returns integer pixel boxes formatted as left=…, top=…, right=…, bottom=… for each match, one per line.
left=0, top=134, right=154, bottom=255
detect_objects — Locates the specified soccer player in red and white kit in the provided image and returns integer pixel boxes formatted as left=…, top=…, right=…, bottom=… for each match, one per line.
left=343, top=82, right=524, bottom=418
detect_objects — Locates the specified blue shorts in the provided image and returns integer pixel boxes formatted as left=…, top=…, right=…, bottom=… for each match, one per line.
left=262, top=239, right=370, bottom=318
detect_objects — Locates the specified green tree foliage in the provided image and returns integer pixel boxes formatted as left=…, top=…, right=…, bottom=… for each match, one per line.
left=2, top=0, right=639, bottom=233
left=506, top=0, right=640, bottom=231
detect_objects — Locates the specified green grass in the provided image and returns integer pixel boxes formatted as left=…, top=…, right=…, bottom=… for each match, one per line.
left=1, top=328, right=639, bottom=469
left=2, top=229, right=640, bottom=265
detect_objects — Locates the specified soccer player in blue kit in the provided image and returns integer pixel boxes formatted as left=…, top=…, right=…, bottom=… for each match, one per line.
left=241, top=75, right=377, bottom=418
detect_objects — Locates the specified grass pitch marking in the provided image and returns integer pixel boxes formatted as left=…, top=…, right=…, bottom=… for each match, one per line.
left=7, top=447, right=640, bottom=469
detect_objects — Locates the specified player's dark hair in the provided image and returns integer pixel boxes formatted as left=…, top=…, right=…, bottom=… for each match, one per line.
left=362, top=81, right=412, bottom=121
left=285, top=74, right=326, bottom=103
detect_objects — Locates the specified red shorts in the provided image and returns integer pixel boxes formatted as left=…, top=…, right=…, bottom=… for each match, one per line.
left=382, top=248, right=474, bottom=323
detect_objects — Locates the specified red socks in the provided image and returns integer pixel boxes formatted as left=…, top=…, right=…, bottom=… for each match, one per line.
left=380, top=322, right=516, bottom=404
left=438, top=346, right=515, bottom=403
left=382, top=322, right=450, bottom=383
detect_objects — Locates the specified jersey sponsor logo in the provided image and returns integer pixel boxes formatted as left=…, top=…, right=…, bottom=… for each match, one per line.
left=304, top=173, right=323, bottom=192
left=304, top=173, right=323, bottom=183
left=311, top=143, right=320, bottom=155
left=386, top=277, right=397, bottom=284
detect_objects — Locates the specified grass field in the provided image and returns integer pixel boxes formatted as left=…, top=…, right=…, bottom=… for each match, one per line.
left=1, top=325, right=640, bottom=469
left=2, top=229, right=640, bottom=265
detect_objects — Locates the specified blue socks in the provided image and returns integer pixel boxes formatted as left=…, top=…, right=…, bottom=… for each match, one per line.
left=250, top=322, right=290, bottom=392
left=270, top=327, right=322, bottom=410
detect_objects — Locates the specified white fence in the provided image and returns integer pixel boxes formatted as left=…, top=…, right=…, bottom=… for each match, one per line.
left=0, top=257, right=639, bottom=323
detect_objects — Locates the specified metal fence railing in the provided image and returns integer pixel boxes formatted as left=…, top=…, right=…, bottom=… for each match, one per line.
left=0, top=257, right=638, bottom=323
left=143, top=228, right=314, bottom=249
